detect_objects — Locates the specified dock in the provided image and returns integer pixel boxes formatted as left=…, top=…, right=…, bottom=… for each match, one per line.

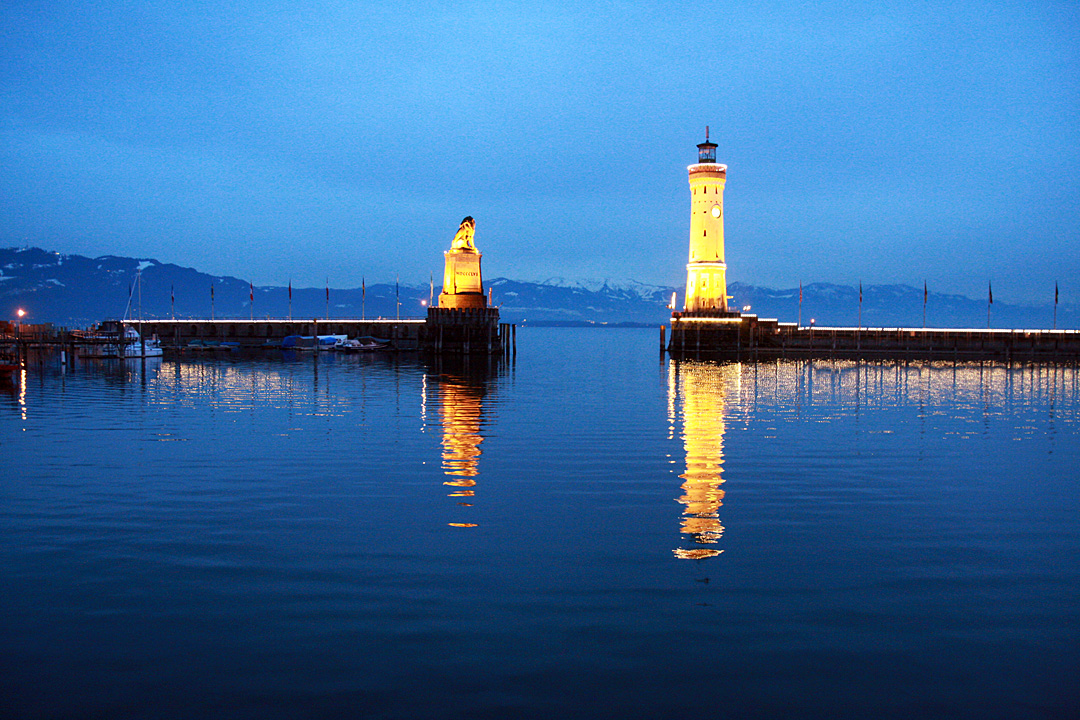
left=136, top=318, right=426, bottom=351
left=3, top=312, right=515, bottom=358
left=669, top=312, right=1080, bottom=361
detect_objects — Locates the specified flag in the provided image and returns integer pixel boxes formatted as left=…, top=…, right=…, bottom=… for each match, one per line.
left=362, top=277, right=365, bottom=300
left=923, top=280, right=927, bottom=304
left=325, top=283, right=329, bottom=302
left=859, top=282, right=862, bottom=303
left=249, top=281, right=253, bottom=302
left=989, top=281, right=993, bottom=305
left=288, top=280, right=292, bottom=301
left=171, top=284, right=174, bottom=305
left=1055, top=282, right=1059, bottom=306
left=211, top=284, right=214, bottom=301
left=799, top=281, right=802, bottom=303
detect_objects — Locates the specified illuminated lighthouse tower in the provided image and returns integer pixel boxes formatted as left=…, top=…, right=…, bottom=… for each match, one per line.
left=683, top=128, right=729, bottom=313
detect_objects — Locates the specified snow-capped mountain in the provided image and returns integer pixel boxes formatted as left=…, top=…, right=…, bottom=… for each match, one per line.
left=2, top=246, right=1073, bottom=329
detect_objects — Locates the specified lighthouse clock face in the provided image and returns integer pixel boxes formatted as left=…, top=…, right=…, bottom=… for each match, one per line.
left=711, top=205, right=721, bottom=218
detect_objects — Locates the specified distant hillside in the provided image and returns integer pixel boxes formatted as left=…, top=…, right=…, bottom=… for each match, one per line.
left=1, top=246, right=1075, bottom=329
left=0, top=247, right=426, bottom=327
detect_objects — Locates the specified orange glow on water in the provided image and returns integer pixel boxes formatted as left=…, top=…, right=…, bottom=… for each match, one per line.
left=669, top=360, right=740, bottom=559
left=434, top=371, right=489, bottom=528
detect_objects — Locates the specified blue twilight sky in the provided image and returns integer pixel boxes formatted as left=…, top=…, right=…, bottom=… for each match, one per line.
left=2, top=0, right=1078, bottom=302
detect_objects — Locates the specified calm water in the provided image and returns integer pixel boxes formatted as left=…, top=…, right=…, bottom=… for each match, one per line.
left=2, top=328, right=1079, bottom=719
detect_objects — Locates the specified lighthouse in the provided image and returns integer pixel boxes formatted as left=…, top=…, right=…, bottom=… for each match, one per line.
left=683, top=128, right=728, bottom=313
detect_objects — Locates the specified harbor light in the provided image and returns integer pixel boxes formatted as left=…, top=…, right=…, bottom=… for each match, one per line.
left=16, top=308, right=26, bottom=319
left=682, top=127, right=728, bottom=312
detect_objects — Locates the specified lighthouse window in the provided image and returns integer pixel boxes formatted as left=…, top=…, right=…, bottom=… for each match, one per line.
left=703, top=229, right=706, bottom=236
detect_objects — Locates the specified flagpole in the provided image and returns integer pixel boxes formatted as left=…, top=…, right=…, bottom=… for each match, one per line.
left=857, top=281, right=862, bottom=351
left=987, top=281, right=993, bottom=329
left=858, top=282, right=862, bottom=330
left=798, top=281, right=802, bottom=328
left=288, top=279, right=292, bottom=322
left=325, top=278, right=329, bottom=321
left=211, top=283, right=215, bottom=320
left=1054, top=282, right=1058, bottom=330
left=362, top=277, right=366, bottom=321
left=923, top=280, right=927, bottom=329
left=171, top=284, right=175, bottom=320
left=396, top=276, right=400, bottom=321
left=250, top=281, right=254, bottom=321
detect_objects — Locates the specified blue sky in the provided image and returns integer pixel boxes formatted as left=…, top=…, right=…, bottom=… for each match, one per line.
left=2, top=0, right=1078, bottom=302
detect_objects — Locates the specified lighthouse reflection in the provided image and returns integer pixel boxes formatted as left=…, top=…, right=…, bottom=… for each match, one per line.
left=425, top=358, right=500, bottom=528
left=668, top=359, right=740, bottom=559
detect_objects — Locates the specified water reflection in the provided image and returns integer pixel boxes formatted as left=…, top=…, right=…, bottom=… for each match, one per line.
left=668, top=359, right=741, bottom=559
left=424, top=358, right=502, bottom=528
left=729, top=359, right=1079, bottom=414
left=665, top=359, right=1079, bottom=559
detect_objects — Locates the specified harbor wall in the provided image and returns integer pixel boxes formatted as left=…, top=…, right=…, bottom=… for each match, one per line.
left=669, top=313, right=1080, bottom=361
left=136, top=319, right=426, bottom=350
left=129, top=313, right=515, bottom=355
left=422, top=307, right=507, bottom=355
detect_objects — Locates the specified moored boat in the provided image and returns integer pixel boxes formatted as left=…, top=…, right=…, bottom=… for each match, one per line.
left=337, top=336, right=391, bottom=352
left=72, top=321, right=164, bottom=359
left=281, top=335, right=347, bottom=351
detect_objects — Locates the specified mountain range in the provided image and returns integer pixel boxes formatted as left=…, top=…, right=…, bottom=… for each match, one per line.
left=2, top=246, right=1074, bottom=330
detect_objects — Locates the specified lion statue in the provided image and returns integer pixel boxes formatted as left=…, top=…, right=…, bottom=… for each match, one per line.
left=450, top=216, right=477, bottom=252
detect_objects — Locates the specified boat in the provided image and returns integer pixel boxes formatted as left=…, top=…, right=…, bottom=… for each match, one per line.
left=72, top=320, right=164, bottom=359
left=0, top=352, right=16, bottom=383
left=73, top=268, right=164, bottom=359
left=281, top=334, right=347, bottom=351
left=337, top=336, right=391, bottom=352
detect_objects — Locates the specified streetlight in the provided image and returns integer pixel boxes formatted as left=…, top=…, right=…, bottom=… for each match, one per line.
left=15, top=308, right=26, bottom=362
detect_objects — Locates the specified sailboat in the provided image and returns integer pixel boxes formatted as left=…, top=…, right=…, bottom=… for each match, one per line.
left=73, top=269, right=164, bottom=358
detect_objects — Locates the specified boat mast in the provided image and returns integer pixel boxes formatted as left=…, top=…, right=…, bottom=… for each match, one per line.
left=138, top=270, right=145, bottom=356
